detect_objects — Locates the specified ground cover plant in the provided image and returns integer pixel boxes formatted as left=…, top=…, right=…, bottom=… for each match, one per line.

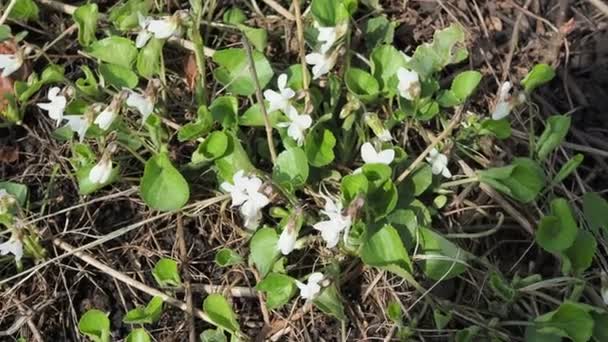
left=1, top=0, right=608, bottom=341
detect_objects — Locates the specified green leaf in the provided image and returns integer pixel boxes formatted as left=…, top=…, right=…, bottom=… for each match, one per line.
left=436, top=90, right=460, bottom=108
left=256, top=273, right=296, bottom=310
left=200, top=329, right=227, bottom=342
left=480, top=118, right=512, bottom=139
left=433, top=310, right=452, bottom=330
left=401, top=164, right=433, bottom=197
left=489, top=272, right=516, bottom=302
left=345, top=68, right=380, bottom=103
left=140, top=153, right=190, bottom=211
left=194, top=131, right=230, bottom=162
left=249, top=228, right=279, bottom=277
left=76, top=164, right=120, bottom=195
left=0, top=181, right=28, bottom=207
left=240, top=25, right=267, bottom=52
left=125, top=329, right=151, bottom=342
left=40, top=64, right=65, bottom=84
left=370, top=45, right=408, bottom=92
left=137, top=38, right=164, bottom=77
left=305, top=128, right=336, bottom=167
left=99, top=63, right=138, bottom=89
left=214, top=133, right=254, bottom=182
left=386, top=300, right=402, bottom=324
left=76, top=65, right=100, bottom=97
left=223, top=8, right=247, bottom=25
left=341, top=173, right=369, bottom=204
left=88, top=36, right=138, bottom=67
left=408, top=23, right=468, bottom=77
left=123, top=296, right=164, bottom=324
left=212, top=48, right=274, bottom=96
left=451, top=70, right=481, bottom=102
left=152, top=258, right=181, bottom=287
left=522, top=63, right=555, bottom=93
left=592, top=313, right=608, bottom=341
left=363, top=16, right=395, bottom=50
left=583, top=192, right=608, bottom=233
left=0, top=25, right=11, bottom=42
left=210, top=96, right=238, bottom=128
left=361, top=223, right=412, bottom=273
left=109, top=0, right=152, bottom=30
left=9, top=0, right=39, bottom=21
left=273, top=147, right=309, bottom=189
left=455, top=326, right=480, bottom=342
left=524, top=327, right=561, bottom=342
left=178, top=106, right=213, bottom=142
left=416, top=227, right=468, bottom=280
left=536, top=115, right=571, bottom=161
left=203, top=294, right=240, bottom=334
left=239, top=103, right=283, bottom=127
left=215, top=248, right=243, bottom=267
left=478, top=158, right=545, bottom=203
left=78, top=309, right=111, bottom=342
left=552, top=154, right=583, bottom=185
left=311, top=0, right=349, bottom=26
left=562, top=229, right=596, bottom=275
left=313, top=284, right=346, bottom=321
left=73, top=4, right=98, bottom=46
left=535, top=198, right=578, bottom=253
left=285, top=64, right=310, bottom=91
left=535, top=301, right=594, bottom=342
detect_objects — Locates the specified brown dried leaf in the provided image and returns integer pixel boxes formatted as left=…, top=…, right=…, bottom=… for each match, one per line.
left=0, top=145, right=19, bottom=164
left=183, top=53, right=198, bottom=92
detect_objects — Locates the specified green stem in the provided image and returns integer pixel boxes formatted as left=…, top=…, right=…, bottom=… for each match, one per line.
left=440, top=176, right=479, bottom=188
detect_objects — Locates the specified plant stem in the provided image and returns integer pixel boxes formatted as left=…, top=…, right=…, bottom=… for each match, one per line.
left=440, top=176, right=479, bottom=188
left=242, top=37, right=277, bottom=165
left=0, top=0, right=18, bottom=25
left=292, top=0, right=311, bottom=113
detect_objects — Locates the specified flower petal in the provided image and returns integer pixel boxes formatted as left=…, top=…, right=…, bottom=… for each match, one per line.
left=360, top=142, right=378, bottom=164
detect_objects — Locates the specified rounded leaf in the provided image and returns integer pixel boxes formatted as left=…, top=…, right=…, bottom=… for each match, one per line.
left=140, top=153, right=190, bottom=211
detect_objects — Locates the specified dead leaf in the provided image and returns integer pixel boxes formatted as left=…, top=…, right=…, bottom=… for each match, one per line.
left=0, top=145, right=19, bottom=163
left=183, top=53, right=198, bottom=92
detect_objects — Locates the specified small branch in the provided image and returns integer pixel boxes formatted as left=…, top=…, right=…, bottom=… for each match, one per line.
left=395, top=108, right=463, bottom=184
left=588, top=0, right=608, bottom=18
left=176, top=214, right=196, bottom=342
left=501, top=0, right=533, bottom=81
left=0, top=0, right=19, bottom=26
left=261, top=0, right=295, bottom=21
left=242, top=36, right=277, bottom=164
left=53, top=238, right=218, bottom=326
left=173, top=284, right=257, bottom=297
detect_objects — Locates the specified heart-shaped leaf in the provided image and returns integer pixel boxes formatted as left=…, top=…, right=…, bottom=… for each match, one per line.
left=140, top=153, right=190, bottom=211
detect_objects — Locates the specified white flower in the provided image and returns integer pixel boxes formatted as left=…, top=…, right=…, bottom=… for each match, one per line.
left=0, top=53, right=23, bottom=77
left=491, top=82, right=513, bottom=120
left=36, top=87, right=67, bottom=126
left=147, top=16, right=180, bottom=39
left=135, top=13, right=153, bottom=48
left=63, top=115, right=91, bottom=142
left=263, top=74, right=296, bottom=113
left=426, top=148, right=452, bottom=178
left=0, top=189, right=16, bottom=214
left=313, top=194, right=351, bottom=248
left=315, top=22, right=347, bottom=54
left=94, top=106, right=116, bottom=130
left=361, top=142, right=394, bottom=165
left=0, top=235, right=23, bottom=261
left=278, top=106, right=312, bottom=146
left=377, top=129, right=393, bottom=142
left=89, top=157, right=113, bottom=184
left=305, top=52, right=337, bottom=80
left=295, top=272, right=324, bottom=301
left=397, top=67, right=420, bottom=100
left=220, top=170, right=270, bottom=230
left=126, top=90, right=155, bottom=122
left=278, top=226, right=298, bottom=255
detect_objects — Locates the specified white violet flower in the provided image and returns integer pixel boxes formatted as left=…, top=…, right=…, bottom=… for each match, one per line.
left=315, top=22, right=347, bottom=54
left=377, top=129, right=393, bottom=142
left=147, top=15, right=181, bottom=39
left=313, top=194, right=351, bottom=248
left=0, top=189, right=16, bottom=215
left=426, top=148, right=452, bottom=178
left=220, top=170, right=270, bottom=230
left=36, top=87, right=67, bottom=126
left=126, top=90, right=155, bottom=122
left=63, top=115, right=92, bottom=142
left=361, top=142, right=394, bottom=165
left=305, top=52, right=337, bottom=80
left=94, top=106, right=116, bottom=131
left=263, top=74, right=296, bottom=113
left=135, top=13, right=153, bottom=48
left=397, top=67, right=421, bottom=101
left=0, top=235, right=23, bottom=261
left=295, top=272, right=324, bottom=301
left=278, top=106, right=312, bottom=146
left=89, top=156, right=113, bottom=184
left=0, top=51, right=23, bottom=77
left=278, top=225, right=298, bottom=256
left=491, top=81, right=524, bottom=120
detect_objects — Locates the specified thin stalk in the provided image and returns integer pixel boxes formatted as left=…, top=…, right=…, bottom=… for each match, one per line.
left=242, top=37, right=277, bottom=164
left=440, top=176, right=479, bottom=188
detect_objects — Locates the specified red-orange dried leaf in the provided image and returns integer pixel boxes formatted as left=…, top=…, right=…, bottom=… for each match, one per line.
left=0, top=145, right=19, bottom=164
left=560, top=18, right=576, bottom=36
left=183, top=53, right=198, bottom=91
